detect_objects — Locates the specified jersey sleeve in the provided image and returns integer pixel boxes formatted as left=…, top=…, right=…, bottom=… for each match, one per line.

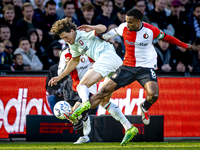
left=81, top=30, right=96, bottom=39
left=70, top=45, right=82, bottom=58
left=114, top=22, right=127, bottom=36
left=58, top=50, right=68, bottom=75
left=149, top=25, right=165, bottom=40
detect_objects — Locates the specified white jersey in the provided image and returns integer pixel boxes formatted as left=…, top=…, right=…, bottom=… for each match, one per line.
left=69, top=30, right=115, bottom=61
left=58, top=49, right=97, bottom=94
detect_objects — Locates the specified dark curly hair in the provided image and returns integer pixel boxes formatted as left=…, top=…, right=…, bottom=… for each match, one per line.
left=51, top=18, right=77, bottom=36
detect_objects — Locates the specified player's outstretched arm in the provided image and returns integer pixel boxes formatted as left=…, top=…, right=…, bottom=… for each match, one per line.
left=48, top=56, right=80, bottom=87
left=162, top=34, right=193, bottom=50
left=77, top=24, right=107, bottom=34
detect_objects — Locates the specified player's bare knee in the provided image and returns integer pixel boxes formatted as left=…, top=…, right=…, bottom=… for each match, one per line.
left=149, top=93, right=159, bottom=103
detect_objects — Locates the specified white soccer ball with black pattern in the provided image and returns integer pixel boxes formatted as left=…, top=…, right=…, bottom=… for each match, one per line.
left=53, top=101, right=72, bottom=119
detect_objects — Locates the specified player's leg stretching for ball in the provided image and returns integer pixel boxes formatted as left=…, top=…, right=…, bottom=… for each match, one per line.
left=48, top=98, right=91, bottom=144
left=70, top=51, right=139, bottom=145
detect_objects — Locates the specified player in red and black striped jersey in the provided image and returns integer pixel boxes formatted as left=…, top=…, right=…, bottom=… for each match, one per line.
left=71, top=9, right=193, bottom=126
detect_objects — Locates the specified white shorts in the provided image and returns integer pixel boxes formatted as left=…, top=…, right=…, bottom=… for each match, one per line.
left=92, top=46, right=123, bottom=78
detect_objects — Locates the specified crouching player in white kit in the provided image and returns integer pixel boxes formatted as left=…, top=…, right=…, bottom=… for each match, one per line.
left=48, top=18, right=138, bottom=145
left=56, top=47, right=97, bottom=144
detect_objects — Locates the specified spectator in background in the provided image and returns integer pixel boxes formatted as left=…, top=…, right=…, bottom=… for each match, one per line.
left=170, top=36, right=193, bottom=72
left=2, top=5, right=18, bottom=47
left=112, top=0, right=126, bottom=17
left=133, top=0, right=151, bottom=24
left=192, top=38, right=200, bottom=72
left=0, top=40, right=15, bottom=71
left=38, top=0, right=59, bottom=49
left=12, top=53, right=32, bottom=71
left=180, top=0, right=191, bottom=15
left=165, top=0, right=173, bottom=16
left=79, top=3, right=95, bottom=25
left=27, top=28, right=54, bottom=70
left=154, top=40, right=172, bottom=72
left=15, top=3, right=38, bottom=41
left=112, top=7, right=127, bottom=26
left=0, top=0, right=23, bottom=20
left=147, top=0, right=175, bottom=36
left=168, top=0, right=192, bottom=42
left=47, top=40, right=62, bottom=65
left=0, top=25, right=11, bottom=41
left=4, top=40, right=13, bottom=65
left=14, top=37, right=43, bottom=70
left=145, top=0, right=154, bottom=13
left=94, top=0, right=114, bottom=27
left=63, top=1, right=80, bottom=26
left=92, top=0, right=103, bottom=15
left=188, top=3, right=200, bottom=42
left=56, top=0, right=68, bottom=19
left=33, top=0, right=45, bottom=22
left=13, top=0, right=23, bottom=9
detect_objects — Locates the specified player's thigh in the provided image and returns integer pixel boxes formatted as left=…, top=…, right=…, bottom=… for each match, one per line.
left=110, top=65, right=136, bottom=90
left=79, top=68, right=104, bottom=87
left=136, top=68, right=158, bottom=94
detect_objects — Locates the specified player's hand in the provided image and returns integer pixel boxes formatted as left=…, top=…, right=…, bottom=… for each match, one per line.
left=186, top=44, right=193, bottom=50
left=65, top=57, right=70, bottom=64
left=48, top=76, right=61, bottom=87
left=77, top=25, right=94, bottom=32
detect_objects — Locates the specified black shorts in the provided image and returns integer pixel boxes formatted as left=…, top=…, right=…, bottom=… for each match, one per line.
left=110, top=65, right=157, bottom=90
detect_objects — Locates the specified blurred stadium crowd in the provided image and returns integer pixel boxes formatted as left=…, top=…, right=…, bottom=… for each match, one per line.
left=0, top=0, right=200, bottom=72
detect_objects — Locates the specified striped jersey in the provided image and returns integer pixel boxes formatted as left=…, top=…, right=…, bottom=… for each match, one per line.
left=114, top=22, right=165, bottom=69
left=58, top=49, right=97, bottom=94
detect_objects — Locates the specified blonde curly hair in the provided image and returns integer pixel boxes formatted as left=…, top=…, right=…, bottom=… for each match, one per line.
left=51, top=18, right=77, bottom=36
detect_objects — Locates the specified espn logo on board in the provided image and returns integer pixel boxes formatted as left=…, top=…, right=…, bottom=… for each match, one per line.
left=39, top=123, right=74, bottom=134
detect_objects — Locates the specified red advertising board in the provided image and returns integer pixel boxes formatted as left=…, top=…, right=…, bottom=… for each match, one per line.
left=0, top=77, right=200, bottom=138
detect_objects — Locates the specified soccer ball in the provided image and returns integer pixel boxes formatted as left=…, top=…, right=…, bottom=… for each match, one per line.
left=53, top=101, right=72, bottom=119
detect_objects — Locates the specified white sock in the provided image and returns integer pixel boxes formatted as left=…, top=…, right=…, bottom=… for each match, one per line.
left=103, top=102, right=132, bottom=131
left=77, top=84, right=89, bottom=103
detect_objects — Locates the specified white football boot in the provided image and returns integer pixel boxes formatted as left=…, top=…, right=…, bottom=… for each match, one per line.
left=83, top=116, right=91, bottom=136
left=74, top=136, right=90, bottom=144
left=140, top=103, right=150, bottom=125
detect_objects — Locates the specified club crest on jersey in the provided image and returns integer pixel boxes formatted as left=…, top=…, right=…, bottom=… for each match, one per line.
left=81, top=57, right=85, bottom=62
left=143, top=33, right=149, bottom=39
left=79, top=40, right=84, bottom=45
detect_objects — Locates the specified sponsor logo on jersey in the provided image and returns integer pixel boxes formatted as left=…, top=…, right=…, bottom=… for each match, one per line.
left=125, top=40, right=148, bottom=46
left=143, top=33, right=149, bottom=39
left=79, top=40, right=84, bottom=45
left=81, top=46, right=89, bottom=54
left=76, top=37, right=81, bottom=42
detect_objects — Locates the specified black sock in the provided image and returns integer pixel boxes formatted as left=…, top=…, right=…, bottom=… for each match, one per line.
left=73, top=120, right=84, bottom=136
left=143, top=100, right=152, bottom=111
left=81, top=110, right=89, bottom=121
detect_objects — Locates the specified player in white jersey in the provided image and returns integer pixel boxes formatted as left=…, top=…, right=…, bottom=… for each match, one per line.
left=71, top=9, right=194, bottom=126
left=48, top=18, right=139, bottom=145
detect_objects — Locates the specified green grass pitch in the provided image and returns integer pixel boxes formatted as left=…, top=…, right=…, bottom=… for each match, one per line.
left=0, top=142, right=200, bottom=150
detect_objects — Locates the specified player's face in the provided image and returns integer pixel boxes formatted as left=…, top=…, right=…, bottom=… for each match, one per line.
left=60, top=30, right=76, bottom=45
left=125, top=16, right=141, bottom=31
